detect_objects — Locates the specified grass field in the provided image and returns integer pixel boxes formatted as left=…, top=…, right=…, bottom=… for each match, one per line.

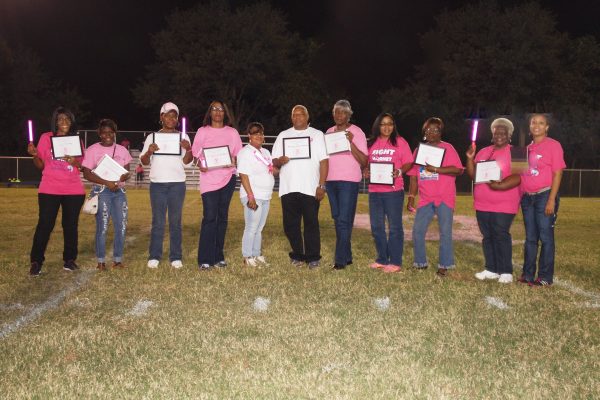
left=1, top=188, right=599, bottom=399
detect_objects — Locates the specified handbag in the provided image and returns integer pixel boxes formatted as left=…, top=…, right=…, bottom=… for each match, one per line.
left=82, top=192, right=98, bottom=215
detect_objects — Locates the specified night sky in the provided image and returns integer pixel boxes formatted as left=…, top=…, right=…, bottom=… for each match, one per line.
left=1, top=0, right=599, bottom=131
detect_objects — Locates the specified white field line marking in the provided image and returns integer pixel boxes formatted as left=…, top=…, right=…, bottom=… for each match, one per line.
left=0, top=303, right=26, bottom=311
left=485, top=296, right=509, bottom=310
left=513, top=263, right=600, bottom=301
left=0, top=270, right=95, bottom=340
left=252, top=297, right=271, bottom=312
left=127, top=299, right=154, bottom=317
left=373, top=297, right=390, bottom=311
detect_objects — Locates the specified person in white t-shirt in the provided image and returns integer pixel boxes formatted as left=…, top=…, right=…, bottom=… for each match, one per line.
left=237, top=122, right=275, bottom=267
left=272, top=105, right=329, bottom=268
left=140, top=102, right=193, bottom=269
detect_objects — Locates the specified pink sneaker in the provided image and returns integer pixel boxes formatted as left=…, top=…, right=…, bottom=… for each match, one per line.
left=369, top=262, right=386, bottom=269
left=383, top=265, right=402, bottom=273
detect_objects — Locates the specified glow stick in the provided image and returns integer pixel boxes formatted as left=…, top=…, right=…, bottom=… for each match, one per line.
left=470, top=120, right=479, bottom=148
left=28, top=120, right=34, bottom=143
left=181, top=117, right=186, bottom=137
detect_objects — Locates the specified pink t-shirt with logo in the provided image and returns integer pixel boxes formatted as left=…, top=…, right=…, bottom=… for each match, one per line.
left=325, top=124, right=368, bottom=182
left=192, top=125, right=243, bottom=194
left=37, top=132, right=85, bottom=195
left=368, top=136, right=412, bottom=193
left=473, top=145, right=521, bottom=214
left=520, top=137, right=566, bottom=194
left=407, top=141, right=463, bottom=209
left=82, top=143, right=133, bottom=187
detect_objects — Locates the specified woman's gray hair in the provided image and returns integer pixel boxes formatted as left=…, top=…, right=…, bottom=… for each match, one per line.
left=491, top=118, right=514, bottom=138
left=332, top=99, right=353, bottom=117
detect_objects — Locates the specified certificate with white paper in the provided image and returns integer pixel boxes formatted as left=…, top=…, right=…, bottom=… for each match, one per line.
left=324, top=131, right=351, bottom=155
left=370, top=162, right=395, bottom=185
left=152, top=132, right=181, bottom=155
left=475, top=160, right=501, bottom=184
left=92, top=154, right=128, bottom=181
left=51, top=136, right=83, bottom=159
left=414, top=143, right=445, bottom=168
left=283, top=136, right=311, bottom=159
left=202, top=146, right=232, bottom=169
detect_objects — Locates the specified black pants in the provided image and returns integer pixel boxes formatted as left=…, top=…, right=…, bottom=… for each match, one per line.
left=281, top=192, right=321, bottom=262
left=30, top=193, right=85, bottom=264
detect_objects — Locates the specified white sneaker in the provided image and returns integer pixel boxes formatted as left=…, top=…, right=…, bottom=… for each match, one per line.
left=498, top=273, right=513, bottom=283
left=244, top=257, right=257, bottom=267
left=475, top=270, right=499, bottom=280
left=171, top=260, right=183, bottom=269
left=147, top=259, right=159, bottom=269
left=254, top=256, right=269, bottom=266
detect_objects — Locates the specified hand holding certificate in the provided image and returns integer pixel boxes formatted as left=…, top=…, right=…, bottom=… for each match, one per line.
left=202, top=146, right=232, bottom=169
left=51, top=136, right=83, bottom=159
left=324, top=131, right=351, bottom=155
left=475, top=160, right=501, bottom=184
left=283, top=136, right=311, bottom=160
left=414, top=143, right=445, bottom=168
left=92, top=154, right=129, bottom=181
left=369, top=162, right=395, bottom=185
left=152, top=132, right=182, bottom=155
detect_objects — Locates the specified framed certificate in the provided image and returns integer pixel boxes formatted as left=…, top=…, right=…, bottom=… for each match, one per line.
left=283, top=136, right=311, bottom=159
left=414, top=143, right=446, bottom=168
left=475, top=160, right=501, bottom=184
left=92, top=154, right=129, bottom=181
left=324, top=131, right=351, bottom=155
left=370, top=162, right=395, bottom=185
left=152, top=132, right=182, bottom=155
left=51, top=135, right=83, bottom=159
left=202, top=146, right=232, bottom=169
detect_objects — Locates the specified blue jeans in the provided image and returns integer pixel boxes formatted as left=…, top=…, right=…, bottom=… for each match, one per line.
left=93, top=186, right=128, bottom=263
left=412, top=202, right=455, bottom=269
left=240, top=197, right=271, bottom=257
left=369, top=190, right=404, bottom=266
left=476, top=211, right=515, bottom=274
left=327, top=181, right=359, bottom=266
left=149, top=182, right=186, bottom=262
left=198, top=175, right=236, bottom=265
left=521, top=191, right=559, bottom=283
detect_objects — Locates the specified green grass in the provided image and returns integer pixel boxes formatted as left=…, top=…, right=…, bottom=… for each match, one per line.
left=1, top=188, right=599, bottom=399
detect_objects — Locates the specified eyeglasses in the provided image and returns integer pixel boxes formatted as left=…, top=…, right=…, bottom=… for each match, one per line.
left=425, top=128, right=441, bottom=133
left=380, top=122, right=394, bottom=126
left=249, top=131, right=264, bottom=136
left=211, top=106, right=224, bottom=112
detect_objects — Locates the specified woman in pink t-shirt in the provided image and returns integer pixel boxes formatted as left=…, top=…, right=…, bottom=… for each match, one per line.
left=465, top=118, right=521, bottom=284
left=82, top=119, right=132, bottom=271
left=366, top=113, right=413, bottom=273
left=192, top=100, right=243, bottom=270
left=406, top=117, right=463, bottom=277
left=27, top=107, right=85, bottom=276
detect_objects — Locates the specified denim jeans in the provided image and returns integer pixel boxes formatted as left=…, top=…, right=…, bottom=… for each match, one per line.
left=412, top=202, right=455, bottom=268
left=240, top=197, right=271, bottom=257
left=281, top=192, right=321, bottom=262
left=368, top=190, right=405, bottom=266
left=476, top=211, right=515, bottom=274
left=30, top=193, right=85, bottom=264
left=198, top=175, right=236, bottom=265
left=92, top=185, right=128, bottom=263
left=521, top=191, right=559, bottom=283
left=149, top=182, right=186, bottom=262
left=326, top=181, right=359, bottom=266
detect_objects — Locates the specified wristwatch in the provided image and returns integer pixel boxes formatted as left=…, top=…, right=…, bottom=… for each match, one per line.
left=318, top=184, right=326, bottom=190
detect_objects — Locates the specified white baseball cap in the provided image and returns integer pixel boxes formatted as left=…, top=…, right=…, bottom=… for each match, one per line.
left=160, top=102, right=179, bottom=116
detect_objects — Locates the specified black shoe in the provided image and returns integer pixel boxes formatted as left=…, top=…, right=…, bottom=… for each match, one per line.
left=529, top=278, right=552, bottom=287
left=308, top=261, right=320, bottom=269
left=332, top=263, right=346, bottom=270
left=63, top=260, right=79, bottom=271
left=30, top=261, right=42, bottom=276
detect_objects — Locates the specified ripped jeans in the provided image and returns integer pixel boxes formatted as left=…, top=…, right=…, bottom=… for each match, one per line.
left=92, top=185, right=128, bottom=263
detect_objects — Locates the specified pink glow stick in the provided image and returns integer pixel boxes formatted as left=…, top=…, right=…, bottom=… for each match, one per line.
left=181, top=117, right=186, bottom=137
left=28, top=120, right=34, bottom=143
left=470, top=120, right=479, bottom=148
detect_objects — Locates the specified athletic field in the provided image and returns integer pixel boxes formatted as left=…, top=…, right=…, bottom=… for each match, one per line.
left=1, top=188, right=599, bottom=399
